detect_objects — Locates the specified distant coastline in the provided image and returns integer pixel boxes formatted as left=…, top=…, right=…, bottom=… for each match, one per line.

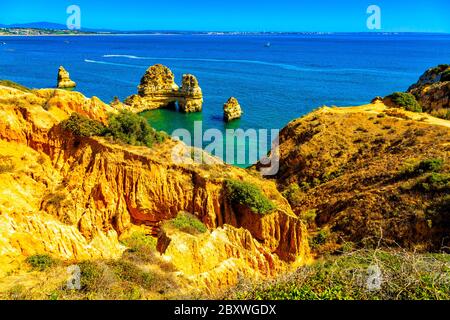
left=1, top=25, right=449, bottom=37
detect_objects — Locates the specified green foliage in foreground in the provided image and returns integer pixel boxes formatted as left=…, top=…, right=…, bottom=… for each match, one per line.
left=225, top=179, right=276, bottom=215
left=400, top=158, right=444, bottom=178
left=61, top=113, right=106, bottom=137
left=106, top=110, right=167, bottom=148
left=122, top=231, right=157, bottom=254
left=168, top=212, right=207, bottom=235
left=386, top=92, right=422, bottom=113
left=61, top=110, right=167, bottom=148
left=228, top=250, right=450, bottom=300
left=416, top=173, right=450, bottom=192
left=26, top=254, right=56, bottom=271
left=0, top=80, right=31, bottom=92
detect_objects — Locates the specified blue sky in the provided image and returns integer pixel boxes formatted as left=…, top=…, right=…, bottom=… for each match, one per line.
left=0, top=0, right=448, bottom=32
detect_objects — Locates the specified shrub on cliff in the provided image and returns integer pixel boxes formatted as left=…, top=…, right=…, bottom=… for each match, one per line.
left=441, top=69, right=450, bottom=82
left=61, top=113, right=106, bottom=137
left=227, top=249, right=450, bottom=300
left=386, top=92, right=422, bottom=112
left=400, top=158, right=444, bottom=178
left=225, top=179, right=276, bottom=215
left=167, top=212, right=207, bottom=235
left=106, top=110, right=166, bottom=147
left=26, top=254, right=56, bottom=271
left=415, top=173, right=450, bottom=192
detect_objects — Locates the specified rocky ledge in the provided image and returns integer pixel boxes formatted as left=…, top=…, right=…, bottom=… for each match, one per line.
left=124, top=64, right=203, bottom=113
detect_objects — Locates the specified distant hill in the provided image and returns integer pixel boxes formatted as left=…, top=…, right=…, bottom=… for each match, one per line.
left=0, top=22, right=68, bottom=30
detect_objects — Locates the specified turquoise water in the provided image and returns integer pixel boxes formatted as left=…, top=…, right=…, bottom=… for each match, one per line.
left=1, top=33, right=450, bottom=166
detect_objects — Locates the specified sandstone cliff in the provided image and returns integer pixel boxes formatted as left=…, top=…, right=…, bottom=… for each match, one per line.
left=264, top=101, right=450, bottom=253
left=0, top=82, right=308, bottom=288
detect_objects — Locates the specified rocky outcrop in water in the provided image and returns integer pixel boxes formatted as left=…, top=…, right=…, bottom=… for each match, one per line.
left=57, top=66, right=76, bottom=89
left=178, top=74, right=203, bottom=112
left=124, top=64, right=203, bottom=113
left=223, top=97, right=242, bottom=122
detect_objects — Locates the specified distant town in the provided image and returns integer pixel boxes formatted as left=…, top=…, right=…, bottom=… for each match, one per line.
left=0, top=28, right=93, bottom=36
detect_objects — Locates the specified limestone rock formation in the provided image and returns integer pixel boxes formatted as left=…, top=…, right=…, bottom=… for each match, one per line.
left=178, top=74, right=203, bottom=112
left=407, top=64, right=450, bottom=119
left=157, top=225, right=303, bottom=292
left=124, top=64, right=179, bottom=112
left=124, top=64, right=203, bottom=113
left=57, top=66, right=76, bottom=89
left=0, top=82, right=308, bottom=283
left=223, top=97, right=242, bottom=122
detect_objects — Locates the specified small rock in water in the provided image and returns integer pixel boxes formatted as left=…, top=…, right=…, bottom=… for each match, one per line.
left=223, top=97, right=242, bottom=122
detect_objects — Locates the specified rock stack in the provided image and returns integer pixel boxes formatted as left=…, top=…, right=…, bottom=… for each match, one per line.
left=124, top=64, right=203, bottom=113
left=125, top=64, right=179, bottom=112
left=223, top=97, right=242, bottom=122
left=57, top=66, right=76, bottom=89
left=178, top=74, right=203, bottom=112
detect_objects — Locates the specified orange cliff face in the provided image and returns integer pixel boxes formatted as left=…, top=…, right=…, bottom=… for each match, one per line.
left=0, top=83, right=310, bottom=289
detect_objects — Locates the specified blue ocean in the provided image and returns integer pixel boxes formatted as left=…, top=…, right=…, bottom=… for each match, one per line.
left=1, top=33, right=450, bottom=165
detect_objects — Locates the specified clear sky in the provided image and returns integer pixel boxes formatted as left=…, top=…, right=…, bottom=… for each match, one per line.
left=0, top=0, right=448, bottom=32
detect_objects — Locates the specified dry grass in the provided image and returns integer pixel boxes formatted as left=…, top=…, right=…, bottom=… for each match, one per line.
left=220, top=249, right=450, bottom=300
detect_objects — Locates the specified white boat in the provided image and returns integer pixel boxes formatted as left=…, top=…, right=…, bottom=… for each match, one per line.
left=264, top=42, right=271, bottom=47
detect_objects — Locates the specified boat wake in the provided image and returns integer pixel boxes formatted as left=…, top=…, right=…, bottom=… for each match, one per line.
left=84, top=59, right=145, bottom=68
left=97, top=54, right=414, bottom=76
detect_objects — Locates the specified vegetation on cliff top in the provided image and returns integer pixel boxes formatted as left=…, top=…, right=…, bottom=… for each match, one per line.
left=385, top=92, right=422, bottom=112
left=226, top=249, right=450, bottom=300
left=225, top=179, right=276, bottom=215
left=61, top=113, right=106, bottom=137
left=274, top=106, right=450, bottom=254
left=61, top=110, right=167, bottom=148
left=166, top=212, right=207, bottom=235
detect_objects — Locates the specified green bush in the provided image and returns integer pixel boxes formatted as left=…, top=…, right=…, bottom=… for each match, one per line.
left=61, top=111, right=167, bottom=148
left=109, top=261, right=154, bottom=289
left=416, top=173, right=450, bottom=192
left=61, top=113, right=106, bottom=137
left=122, top=231, right=157, bottom=253
left=225, top=179, right=276, bottom=215
left=441, top=69, right=450, bottom=82
left=78, top=261, right=105, bottom=292
left=106, top=110, right=166, bottom=147
left=300, top=209, right=317, bottom=225
left=400, top=158, right=444, bottom=177
left=26, top=254, right=55, bottom=271
left=168, top=212, right=207, bottom=235
left=386, top=92, right=422, bottom=112
left=282, top=183, right=303, bottom=206
left=311, top=229, right=329, bottom=248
